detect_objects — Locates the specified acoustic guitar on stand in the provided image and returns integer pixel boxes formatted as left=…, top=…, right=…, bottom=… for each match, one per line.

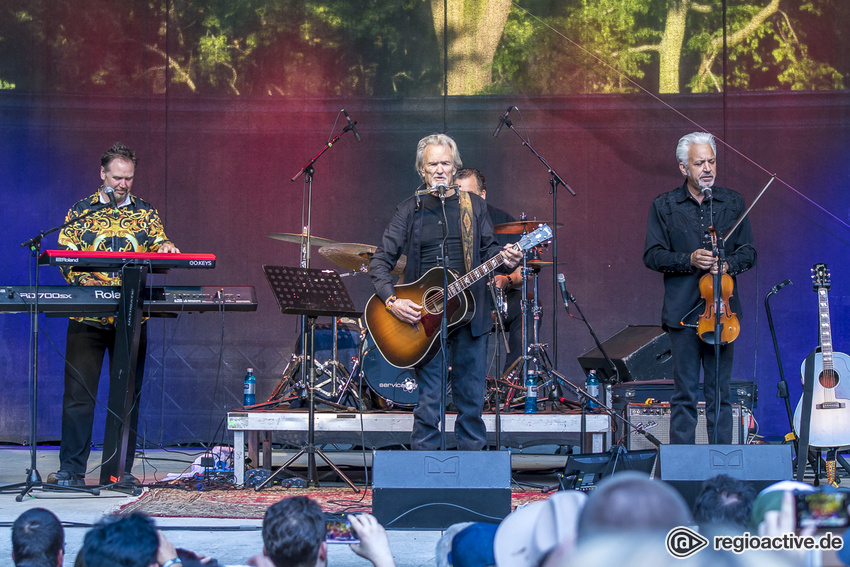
left=793, top=263, right=850, bottom=448
left=364, top=224, right=553, bottom=369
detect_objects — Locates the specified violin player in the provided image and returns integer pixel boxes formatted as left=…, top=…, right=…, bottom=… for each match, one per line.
left=643, top=132, right=757, bottom=444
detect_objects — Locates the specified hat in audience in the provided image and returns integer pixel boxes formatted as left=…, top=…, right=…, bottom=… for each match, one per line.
left=493, top=490, right=587, bottom=567
left=748, top=480, right=815, bottom=532
left=436, top=522, right=495, bottom=567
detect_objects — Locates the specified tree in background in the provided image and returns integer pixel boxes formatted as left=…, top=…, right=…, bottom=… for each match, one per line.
left=490, top=0, right=846, bottom=94
left=430, top=0, right=512, bottom=95
left=0, top=0, right=845, bottom=96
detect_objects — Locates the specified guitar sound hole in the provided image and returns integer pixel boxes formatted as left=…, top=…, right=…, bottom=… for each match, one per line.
left=421, top=288, right=444, bottom=316
left=819, top=369, right=839, bottom=389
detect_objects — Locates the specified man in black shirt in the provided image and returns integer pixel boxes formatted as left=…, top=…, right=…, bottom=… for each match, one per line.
left=643, top=132, right=756, bottom=444
left=370, top=134, right=522, bottom=450
left=455, top=168, right=532, bottom=376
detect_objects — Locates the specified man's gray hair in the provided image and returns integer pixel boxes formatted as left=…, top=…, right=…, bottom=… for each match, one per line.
left=676, top=132, right=716, bottom=164
left=414, top=133, right=463, bottom=178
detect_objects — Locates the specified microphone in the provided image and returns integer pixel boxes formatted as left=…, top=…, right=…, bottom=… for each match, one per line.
left=103, top=186, right=119, bottom=210
left=492, top=105, right=514, bottom=138
left=557, top=273, right=570, bottom=311
left=342, top=109, right=361, bottom=142
left=436, top=184, right=447, bottom=196
left=700, top=184, right=713, bottom=200
left=771, top=279, right=793, bottom=294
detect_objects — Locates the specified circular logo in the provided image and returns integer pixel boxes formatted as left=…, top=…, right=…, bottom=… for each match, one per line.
left=666, top=526, right=709, bottom=559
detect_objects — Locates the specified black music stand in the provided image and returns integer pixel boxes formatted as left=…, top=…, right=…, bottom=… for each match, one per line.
left=257, top=266, right=362, bottom=491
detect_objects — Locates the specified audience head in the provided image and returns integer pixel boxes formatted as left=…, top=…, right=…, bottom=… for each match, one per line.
left=262, top=496, right=326, bottom=567
left=12, top=508, right=64, bottom=567
left=80, top=513, right=159, bottom=567
left=494, top=490, right=586, bottom=566
left=693, top=474, right=756, bottom=530
left=576, top=472, right=692, bottom=542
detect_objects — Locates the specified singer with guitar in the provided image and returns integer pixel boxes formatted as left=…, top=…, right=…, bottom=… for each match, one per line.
left=643, top=132, right=756, bottom=445
left=368, top=134, right=522, bottom=451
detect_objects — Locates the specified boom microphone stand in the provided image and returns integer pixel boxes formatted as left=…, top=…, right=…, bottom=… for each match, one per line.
left=705, top=175, right=774, bottom=444
left=0, top=208, right=111, bottom=500
left=498, top=108, right=576, bottom=370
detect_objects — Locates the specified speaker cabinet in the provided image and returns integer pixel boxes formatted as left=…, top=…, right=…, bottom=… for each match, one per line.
left=577, top=325, right=673, bottom=382
left=658, top=444, right=793, bottom=507
left=626, top=402, right=743, bottom=450
left=372, top=451, right=511, bottom=529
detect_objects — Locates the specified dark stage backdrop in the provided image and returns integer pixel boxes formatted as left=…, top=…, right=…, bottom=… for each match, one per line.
left=1, top=92, right=849, bottom=448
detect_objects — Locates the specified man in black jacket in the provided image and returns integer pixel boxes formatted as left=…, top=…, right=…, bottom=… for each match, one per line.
left=643, top=132, right=756, bottom=444
left=369, top=134, right=522, bottom=450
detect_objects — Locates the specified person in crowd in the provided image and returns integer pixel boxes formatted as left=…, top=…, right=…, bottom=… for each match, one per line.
left=79, top=512, right=184, bottom=567
left=247, top=495, right=395, bottom=567
left=692, top=474, right=756, bottom=530
left=11, top=508, right=64, bottom=567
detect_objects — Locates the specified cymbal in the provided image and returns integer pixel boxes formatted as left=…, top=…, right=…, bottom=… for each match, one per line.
left=493, top=220, right=563, bottom=235
left=318, top=243, right=407, bottom=276
left=266, top=232, right=338, bottom=247
left=526, top=259, right=553, bottom=270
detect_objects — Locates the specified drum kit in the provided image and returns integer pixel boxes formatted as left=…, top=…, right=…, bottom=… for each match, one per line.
left=262, top=219, right=561, bottom=412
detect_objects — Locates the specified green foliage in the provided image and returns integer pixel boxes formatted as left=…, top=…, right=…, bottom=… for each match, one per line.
left=0, top=0, right=844, bottom=95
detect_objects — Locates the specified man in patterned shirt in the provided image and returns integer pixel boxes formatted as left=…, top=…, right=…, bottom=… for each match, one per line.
left=47, top=142, right=179, bottom=487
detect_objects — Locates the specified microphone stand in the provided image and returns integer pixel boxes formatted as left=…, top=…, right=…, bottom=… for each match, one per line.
left=487, top=275, right=510, bottom=450
left=1, top=207, right=112, bottom=499
left=438, top=187, right=450, bottom=451
left=283, top=117, right=358, bottom=486
left=559, top=285, right=618, bottom=450
left=502, top=115, right=575, bottom=371
left=706, top=175, right=775, bottom=444
left=765, top=280, right=798, bottom=452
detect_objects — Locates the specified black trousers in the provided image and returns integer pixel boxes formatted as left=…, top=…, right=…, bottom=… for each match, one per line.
left=59, top=320, right=147, bottom=475
left=413, top=325, right=488, bottom=451
left=668, top=327, right=733, bottom=444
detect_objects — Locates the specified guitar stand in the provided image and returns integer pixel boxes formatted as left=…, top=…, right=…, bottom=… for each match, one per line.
left=259, top=266, right=362, bottom=492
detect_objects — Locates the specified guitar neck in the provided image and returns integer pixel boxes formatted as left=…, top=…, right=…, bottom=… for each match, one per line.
left=448, top=254, right=506, bottom=299
left=819, top=287, right=834, bottom=370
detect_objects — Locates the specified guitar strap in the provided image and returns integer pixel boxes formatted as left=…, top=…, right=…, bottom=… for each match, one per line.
left=458, top=190, right=474, bottom=273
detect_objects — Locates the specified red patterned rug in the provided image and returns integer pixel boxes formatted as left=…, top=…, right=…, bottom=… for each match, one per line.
left=118, top=486, right=551, bottom=519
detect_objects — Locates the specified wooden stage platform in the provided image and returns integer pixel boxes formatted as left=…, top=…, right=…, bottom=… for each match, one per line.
left=227, top=409, right=610, bottom=484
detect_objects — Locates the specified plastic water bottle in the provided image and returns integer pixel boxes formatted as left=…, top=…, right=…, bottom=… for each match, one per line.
left=524, top=370, right=538, bottom=414
left=585, top=370, right=599, bottom=410
left=243, top=368, right=256, bottom=407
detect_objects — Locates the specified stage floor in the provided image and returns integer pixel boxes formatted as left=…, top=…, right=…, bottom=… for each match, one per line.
left=227, top=408, right=610, bottom=484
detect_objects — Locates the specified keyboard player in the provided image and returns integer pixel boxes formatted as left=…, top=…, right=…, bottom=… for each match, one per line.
left=48, top=142, right=180, bottom=488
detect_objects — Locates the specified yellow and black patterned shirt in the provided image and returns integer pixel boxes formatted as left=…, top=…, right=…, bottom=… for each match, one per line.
left=58, top=189, right=173, bottom=326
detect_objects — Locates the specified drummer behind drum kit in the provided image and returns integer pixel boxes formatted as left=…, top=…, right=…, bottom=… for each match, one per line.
left=262, top=219, right=559, bottom=412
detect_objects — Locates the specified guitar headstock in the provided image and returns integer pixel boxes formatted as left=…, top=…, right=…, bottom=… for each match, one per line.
left=517, top=224, right=554, bottom=251
left=812, top=263, right=830, bottom=292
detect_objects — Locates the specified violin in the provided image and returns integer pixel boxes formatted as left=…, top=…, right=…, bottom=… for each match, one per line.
left=697, top=229, right=740, bottom=345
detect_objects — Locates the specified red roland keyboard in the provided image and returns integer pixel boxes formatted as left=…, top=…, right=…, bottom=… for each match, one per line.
left=39, top=250, right=216, bottom=271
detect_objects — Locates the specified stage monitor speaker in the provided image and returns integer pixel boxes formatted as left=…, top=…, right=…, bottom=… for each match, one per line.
left=658, top=444, right=793, bottom=508
left=626, top=403, right=743, bottom=450
left=372, top=450, right=511, bottom=529
left=577, top=325, right=673, bottom=382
